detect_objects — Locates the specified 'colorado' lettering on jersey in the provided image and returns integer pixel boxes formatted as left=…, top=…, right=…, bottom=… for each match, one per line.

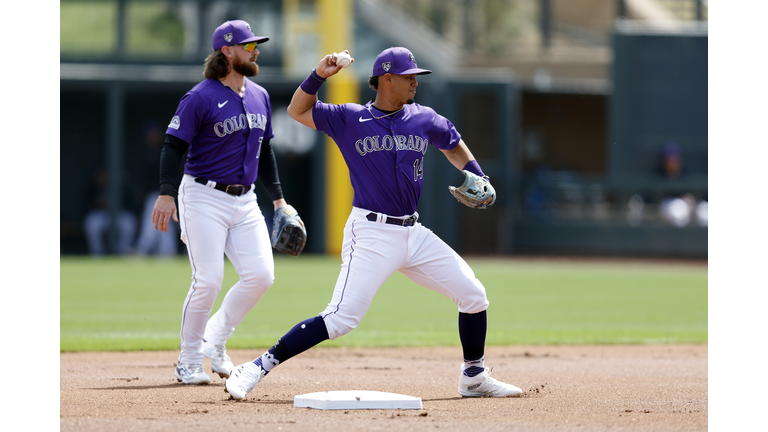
left=354, top=134, right=429, bottom=156
left=313, top=101, right=461, bottom=216
left=213, top=113, right=268, bottom=137
left=166, top=78, right=274, bottom=186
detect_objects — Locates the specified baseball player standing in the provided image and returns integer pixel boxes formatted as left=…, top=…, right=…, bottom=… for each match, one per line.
left=224, top=47, right=521, bottom=399
left=152, top=20, right=305, bottom=385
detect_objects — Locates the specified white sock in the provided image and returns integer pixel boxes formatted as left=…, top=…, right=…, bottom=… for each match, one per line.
left=254, top=352, right=280, bottom=374
left=463, top=356, right=485, bottom=377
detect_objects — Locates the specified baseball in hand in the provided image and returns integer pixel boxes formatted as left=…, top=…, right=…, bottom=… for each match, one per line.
left=336, top=52, right=352, bottom=68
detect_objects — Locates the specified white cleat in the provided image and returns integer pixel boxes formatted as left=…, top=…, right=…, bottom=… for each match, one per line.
left=225, top=362, right=265, bottom=400
left=175, top=363, right=211, bottom=385
left=203, top=341, right=235, bottom=378
left=458, top=364, right=522, bottom=397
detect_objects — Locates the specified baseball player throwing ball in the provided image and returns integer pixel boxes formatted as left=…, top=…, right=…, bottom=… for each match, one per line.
left=224, top=47, right=521, bottom=399
left=152, top=20, right=306, bottom=385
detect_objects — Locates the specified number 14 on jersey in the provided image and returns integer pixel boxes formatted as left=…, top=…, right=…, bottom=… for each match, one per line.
left=413, top=157, right=424, bottom=181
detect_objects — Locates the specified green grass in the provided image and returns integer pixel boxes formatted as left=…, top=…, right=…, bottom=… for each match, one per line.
left=60, top=255, right=707, bottom=352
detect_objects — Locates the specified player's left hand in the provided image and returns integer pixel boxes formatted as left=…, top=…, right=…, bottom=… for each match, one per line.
left=448, top=171, right=497, bottom=209
left=271, top=205, right=307, bottom=257
left=316, top=50, right=354, bottom=79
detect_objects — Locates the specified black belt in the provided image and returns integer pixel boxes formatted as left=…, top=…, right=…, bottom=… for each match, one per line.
left=366, top=212, right=417, bottom=227
left=195, top=177, right=251, bottom=196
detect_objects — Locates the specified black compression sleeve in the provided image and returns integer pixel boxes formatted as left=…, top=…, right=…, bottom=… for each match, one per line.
left=257, top=139, right=284, bottom=201
left=159, top=134, right=189, bottom=196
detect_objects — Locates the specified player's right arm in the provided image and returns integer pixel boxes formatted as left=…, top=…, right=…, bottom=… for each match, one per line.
left=287, top=50, right=352, bottom=129
left=153, top=91, right=203, bottom=232
left=152, top=134, right=189, bottom=232
left=152, top=195, right=177, bottom=233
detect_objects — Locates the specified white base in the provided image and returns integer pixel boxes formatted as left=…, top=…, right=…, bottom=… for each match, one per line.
left=294, top=390, right=423, bottom=410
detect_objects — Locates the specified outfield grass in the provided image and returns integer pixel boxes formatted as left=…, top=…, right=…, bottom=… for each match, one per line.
left=60, top=255, right=707, bottom=352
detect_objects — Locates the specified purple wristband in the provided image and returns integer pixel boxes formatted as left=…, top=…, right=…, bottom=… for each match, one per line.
left=300, top=69, right=326, bottom=95
left=462, top=160, right=486, bottom=178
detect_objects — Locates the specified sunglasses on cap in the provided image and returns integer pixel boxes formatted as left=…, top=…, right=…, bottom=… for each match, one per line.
left=231, top=42, right=258, bottom=52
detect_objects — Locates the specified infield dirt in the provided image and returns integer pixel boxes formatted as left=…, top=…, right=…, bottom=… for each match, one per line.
left=60, top=344, right=707, bottom=431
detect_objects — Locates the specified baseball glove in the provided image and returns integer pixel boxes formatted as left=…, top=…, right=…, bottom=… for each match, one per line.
left=448, top=170, right=496, bottom=209
left=271, top=205, right=307, bottom=257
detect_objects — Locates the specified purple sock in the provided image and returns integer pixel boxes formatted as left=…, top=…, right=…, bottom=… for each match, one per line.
left=282, top=316, right=330, bottom=355
left=258, top=315, right=329, bottom=372
left=459, top=311, right=487, bottom=376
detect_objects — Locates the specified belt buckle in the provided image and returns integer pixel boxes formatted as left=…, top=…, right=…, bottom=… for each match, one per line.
left=225, top=184, right=244, bottom=196
left=402, top=216, right=415, bottom=226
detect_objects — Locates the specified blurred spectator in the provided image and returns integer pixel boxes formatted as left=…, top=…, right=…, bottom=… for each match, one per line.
left=659, top=142, right=684, bottom=179
left=658, top=193, right=696, bottom=227
left=83, top=165, right=138, bottom=256
left=626, top=193, right=645, bottom=226
left=134, top=120, right=180, bottom=256
left=523, top=164, right=553, bottom=222
left=655, top=143, right=707, bottom=227
left=695, top=199, right=708, bottom=227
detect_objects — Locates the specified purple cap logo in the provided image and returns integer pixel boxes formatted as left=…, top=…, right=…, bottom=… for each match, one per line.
left=212, top=20, right=269, bottom=51
left=371, top=47, right=432, bottom=76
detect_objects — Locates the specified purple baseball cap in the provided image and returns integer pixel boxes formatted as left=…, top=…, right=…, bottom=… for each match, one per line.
left=212, top=20, right=269, bottom=51
left=371, top=47, right=432, bottom=76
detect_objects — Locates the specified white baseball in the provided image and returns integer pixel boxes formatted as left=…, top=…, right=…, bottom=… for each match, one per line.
left=336, top=52, right=352, bottom=68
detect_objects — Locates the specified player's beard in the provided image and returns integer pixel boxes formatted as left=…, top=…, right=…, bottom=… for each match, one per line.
left=406, top=98, right=415, bottom=104
left=232, top=55, right=259, bottom=77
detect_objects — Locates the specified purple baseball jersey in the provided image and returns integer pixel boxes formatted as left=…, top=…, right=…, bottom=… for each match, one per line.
left=313, top=100, right=461, bottom=216
left=166, top=78, right=274, bottom=186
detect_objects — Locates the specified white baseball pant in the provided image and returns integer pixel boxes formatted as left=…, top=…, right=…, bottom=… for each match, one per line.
left=176, top=174, right=275, bottom=364
left=320, top=207, right=489, bottom=340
